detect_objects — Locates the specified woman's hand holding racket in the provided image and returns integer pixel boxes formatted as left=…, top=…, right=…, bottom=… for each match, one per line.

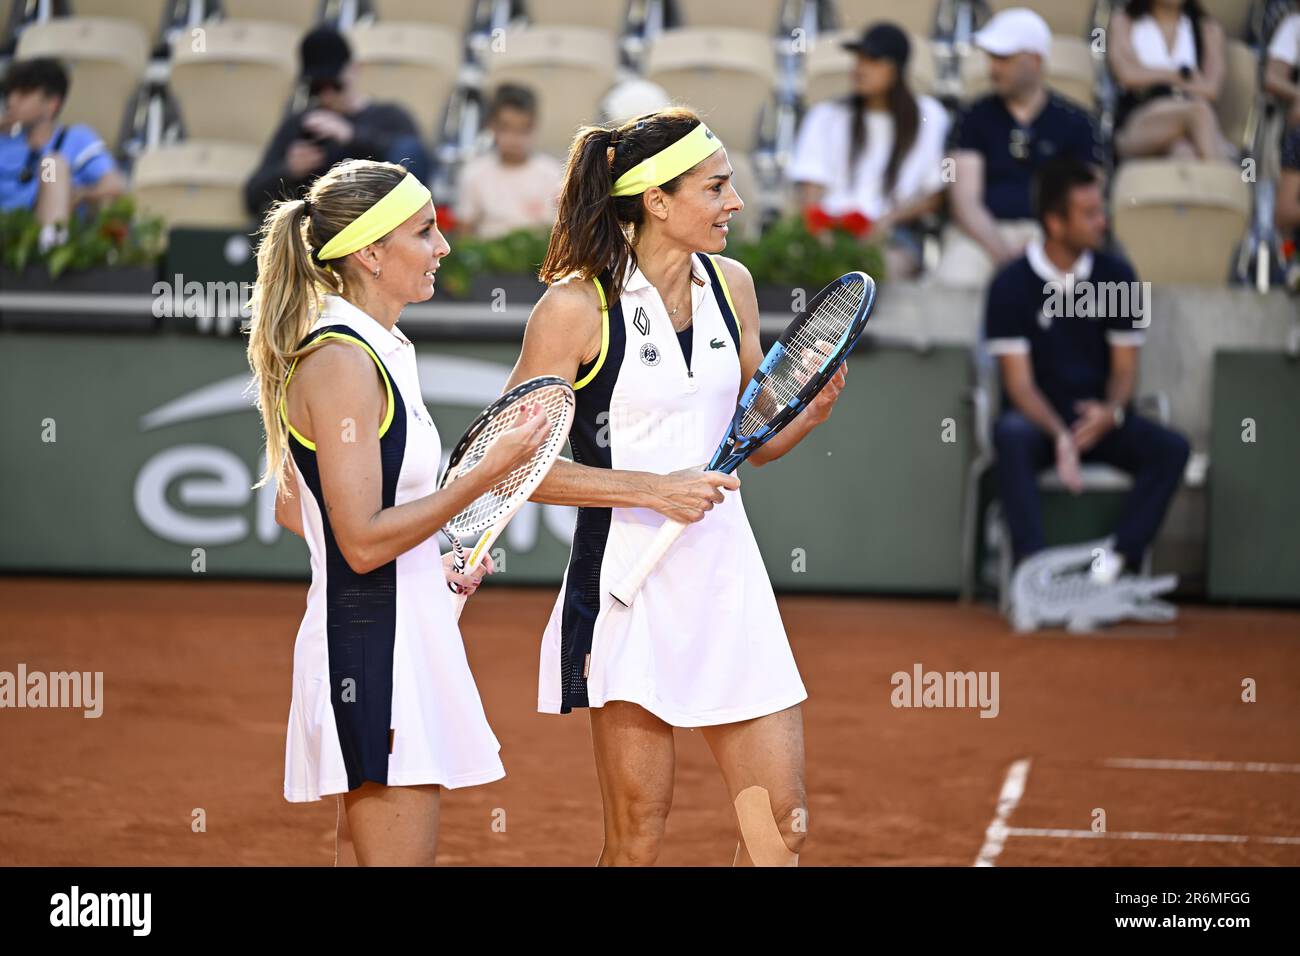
left=443, top=549, right=496, bottom=596
left=645, top=468, right=741, bottom=524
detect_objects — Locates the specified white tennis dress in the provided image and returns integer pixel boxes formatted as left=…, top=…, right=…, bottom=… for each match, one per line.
left=538, top=254, right=808, bottom=727
left=282, top=294, right=504, bottom=802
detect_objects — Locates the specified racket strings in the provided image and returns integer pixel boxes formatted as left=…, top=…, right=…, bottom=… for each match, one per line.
left=739, top=279, right=864, bottom=435
left=446, top=384, right=573, bottom=535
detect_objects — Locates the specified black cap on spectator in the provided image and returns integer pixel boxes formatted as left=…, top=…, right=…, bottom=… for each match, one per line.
left=841, top=22, right=911, bottom=68
left=300, top=26, right=351, bottom=81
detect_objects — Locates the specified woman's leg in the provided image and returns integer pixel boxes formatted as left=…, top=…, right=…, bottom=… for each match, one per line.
left=341, top=781, right=441, bottom=866
left=589, top=700, right=676, bottom=866
left=700, top=704, right=807, bottom=866
left=335, top=795, right=358, bottom=867
left=1115, top=99, right=1200, bottom=158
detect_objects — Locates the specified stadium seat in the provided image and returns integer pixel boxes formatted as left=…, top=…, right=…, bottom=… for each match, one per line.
left=70, top=0, right=171, bottom=50
left=987, top=0, right=1097, bottom=39
left=1216, top=37, right=1259, bottom=152
left=14, top=16, right=148, bottom=148
left=961, top=35, right=1098, bottom=109
left=168, top=20, right=299, bottom=148
left=833, top=0, right=938, bottom=39
left=803, top=29, right=937, bottom=104
left=483, top=26, right=618, bottom=158
left=1198, top=0, right=1254, bottom=39
left=220, top=0, right=323, bottom=30
left=345, top=22, right=461, bottom=143
left=526, top=0, right=628, bottom=34
left=670, top=0, right=786, bottom=33
left=132, top=140, right=261, bottom=228
left=645, top=28, right=777, bottom=152
left=369, top=0, right=478, bottom=32
left=1111, top=159, right=1252, bottom=283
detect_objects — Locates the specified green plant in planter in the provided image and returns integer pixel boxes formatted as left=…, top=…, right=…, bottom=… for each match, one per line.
left=0, top=196, right=166, bottom=279
left=437, top=226, right=551, bottom=298
left=730, top=214, right=887, bottom=290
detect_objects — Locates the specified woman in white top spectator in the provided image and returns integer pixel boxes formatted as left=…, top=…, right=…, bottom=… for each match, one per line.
left=1264, top=8, right=1300, bottom=129
left=789, top=23, right=949, bottom=278
left=1110, top=0, right=1235, bottom=161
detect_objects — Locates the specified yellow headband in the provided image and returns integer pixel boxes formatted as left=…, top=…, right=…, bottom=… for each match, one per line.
left=610, top=123, right=724, bottom=198
left=316, top=172, right=432, bottom=261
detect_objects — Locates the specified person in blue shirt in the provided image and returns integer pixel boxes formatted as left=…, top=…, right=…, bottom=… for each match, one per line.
left=941, top=8, right=1104, bottom=288
left=0, top=58, right=125, bottom=233
left=985, top=157, right=1190, bottom=583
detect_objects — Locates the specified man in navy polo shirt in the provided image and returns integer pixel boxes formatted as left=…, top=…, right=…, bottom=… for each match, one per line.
left=941, top=8, right=1104, bottom=288
left=0, top=58, right=125, bottom=237
left=986, top=157, right=1190, bottom=583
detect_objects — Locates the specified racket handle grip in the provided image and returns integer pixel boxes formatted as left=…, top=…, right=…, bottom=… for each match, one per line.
left=609, top=518, right=687, bottom=607
left=452, top=590, right=468, bottom=621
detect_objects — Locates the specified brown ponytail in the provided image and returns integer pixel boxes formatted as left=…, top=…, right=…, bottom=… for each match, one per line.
left=245, top=158, right=410, bottom=495
left=540, top=106, right=702, bottom=305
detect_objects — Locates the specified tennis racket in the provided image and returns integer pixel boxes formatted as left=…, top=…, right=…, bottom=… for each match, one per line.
left=439, top=375, right=575, bottom=619
left=609, top=271, right=877, bottom=607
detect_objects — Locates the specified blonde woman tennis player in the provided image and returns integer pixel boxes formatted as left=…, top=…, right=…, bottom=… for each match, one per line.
left=505, top=108, right=848, bottom=865
left=247, top=159, right=550, bottom=866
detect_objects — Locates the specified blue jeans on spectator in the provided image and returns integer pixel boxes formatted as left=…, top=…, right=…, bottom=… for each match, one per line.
left=993, top=408, right=1191, bottom=569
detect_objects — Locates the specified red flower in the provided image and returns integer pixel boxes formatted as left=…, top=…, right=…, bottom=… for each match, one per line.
left=838, top=211, right=872, bottom=238
left=803, top=205, right=834, bottom=235
left=1283, top=238, right=1297, bottom=261
left=435, top=204, right=457, bottom=234
left=99, top=220, right=128, bottom=245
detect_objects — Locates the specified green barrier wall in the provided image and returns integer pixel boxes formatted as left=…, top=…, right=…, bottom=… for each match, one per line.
left=0, top=332, right=975, bottom=593
left=1207, top=351, right=1300, bottom=602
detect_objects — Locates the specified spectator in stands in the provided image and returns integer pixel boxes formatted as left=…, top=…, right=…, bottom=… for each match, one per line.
left=0, top=57, right=125, bottom=239
left=789, top=23, right=949, bottom=278
left=1278, top=126, right=1300, bottom=258
left=453, top=84, right=563, bottom=239
left=941, top=8, right=1103, bottom=288
left=985, top=157, right=1190, bottom=583
left=1264, top=7, right=1300, bottom=128
left=244, top=26, right=429, bottom=221
left=1110, top=0, right=1236, bottom=161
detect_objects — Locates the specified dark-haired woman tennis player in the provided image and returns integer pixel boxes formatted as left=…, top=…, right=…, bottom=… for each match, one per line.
left=505, top=108, right=849, bottom=865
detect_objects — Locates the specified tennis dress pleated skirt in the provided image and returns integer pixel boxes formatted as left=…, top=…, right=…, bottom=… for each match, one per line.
left=538, top=255, right=807, bottom=727
left=283, top=295, right=504, bottom=803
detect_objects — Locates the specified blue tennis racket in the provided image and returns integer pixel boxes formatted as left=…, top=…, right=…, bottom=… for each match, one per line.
left=609, top=271, right=877, bottom=607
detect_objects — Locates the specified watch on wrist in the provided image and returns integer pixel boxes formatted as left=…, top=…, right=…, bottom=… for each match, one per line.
left=1110, top=403, right=1125, bottom=428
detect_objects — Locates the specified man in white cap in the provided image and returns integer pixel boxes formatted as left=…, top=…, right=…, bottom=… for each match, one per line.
left=938, top=7, right=1103, bottom=288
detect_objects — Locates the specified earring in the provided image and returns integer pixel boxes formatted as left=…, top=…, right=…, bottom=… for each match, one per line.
left=372, top=267, right=381, bottom=279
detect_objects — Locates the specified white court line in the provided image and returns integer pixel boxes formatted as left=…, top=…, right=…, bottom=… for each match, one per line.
left=1103, top=758, right=1300, bottom=774
left=1006, top=827, right=1300, bottom=846
left=973, top=757, right=1031, bottom=867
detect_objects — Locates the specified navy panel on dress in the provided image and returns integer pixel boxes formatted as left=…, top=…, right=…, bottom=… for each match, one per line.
left=558, top=280, right=625, bottom=712
left=288, top=324, right=407, bottom=790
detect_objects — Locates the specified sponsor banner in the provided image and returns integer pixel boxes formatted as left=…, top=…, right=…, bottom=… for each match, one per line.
left=0, top=332, right=972, bottom=592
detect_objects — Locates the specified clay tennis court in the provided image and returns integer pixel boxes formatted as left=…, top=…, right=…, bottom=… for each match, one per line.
left=1, top=577, right=1297, bottom=866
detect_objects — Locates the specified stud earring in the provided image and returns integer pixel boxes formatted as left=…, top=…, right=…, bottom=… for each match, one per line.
left=373, top=267, right=381, bottom=279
